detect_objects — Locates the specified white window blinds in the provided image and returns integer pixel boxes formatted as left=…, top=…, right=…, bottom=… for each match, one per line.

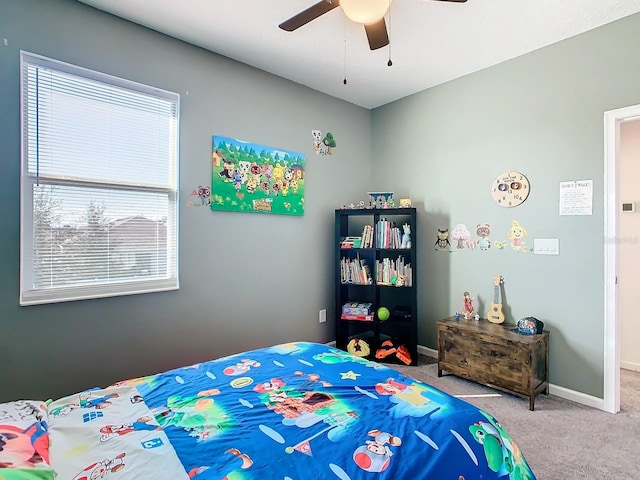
left=20, top=52, right=180, bottom=305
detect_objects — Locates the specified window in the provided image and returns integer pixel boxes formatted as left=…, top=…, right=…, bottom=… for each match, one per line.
left=20, top=52, right=179, bottom=305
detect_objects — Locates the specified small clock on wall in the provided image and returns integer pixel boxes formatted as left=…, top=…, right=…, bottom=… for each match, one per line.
left=491, top=171, right=530, bottom=207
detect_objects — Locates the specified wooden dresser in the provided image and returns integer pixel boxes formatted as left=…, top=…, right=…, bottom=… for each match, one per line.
left=437, top=317, right=549, bottom=410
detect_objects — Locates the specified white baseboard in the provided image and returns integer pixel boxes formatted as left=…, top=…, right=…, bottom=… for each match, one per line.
left=418, top=344, right=438, bottom=358
left=547, top=384, right=604, bottom=410
left=621, top=360, right=640, bottom=372
left=416, top=344, right=607, bottom=412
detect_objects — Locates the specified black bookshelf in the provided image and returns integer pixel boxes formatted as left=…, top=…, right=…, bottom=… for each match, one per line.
left=334, top=207, right=418, bottom=366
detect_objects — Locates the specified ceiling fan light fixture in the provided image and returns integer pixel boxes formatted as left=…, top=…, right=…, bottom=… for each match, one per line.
left=341, top=0, right=391, bottom=25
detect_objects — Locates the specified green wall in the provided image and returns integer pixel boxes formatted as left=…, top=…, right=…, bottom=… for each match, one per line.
left=0, top=0, right=372, bottom=402
left=371, top=12, right=640, bottom=398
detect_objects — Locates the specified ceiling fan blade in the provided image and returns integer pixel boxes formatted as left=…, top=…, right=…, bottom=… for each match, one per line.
left=364, top=18, right=389, bottom=50
left=279, top=0, right=341, bottom=32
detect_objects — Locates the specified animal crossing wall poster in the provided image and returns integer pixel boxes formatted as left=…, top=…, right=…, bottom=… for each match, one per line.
left=211, top=135, right=306, bottom=216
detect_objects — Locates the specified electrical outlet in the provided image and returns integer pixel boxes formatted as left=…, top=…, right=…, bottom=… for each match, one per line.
left=319, top=309, right=327, bottom=323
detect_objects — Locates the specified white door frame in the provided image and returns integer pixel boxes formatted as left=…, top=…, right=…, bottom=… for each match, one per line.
left=603, top=103, right=640, bottom=414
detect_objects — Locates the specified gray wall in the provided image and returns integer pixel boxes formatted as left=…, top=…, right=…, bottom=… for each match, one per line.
left=0, top=0, right=372, bottom=402
left=2, top=0, right=639, bottom=403
left=371, top=12, right=640, bottom=398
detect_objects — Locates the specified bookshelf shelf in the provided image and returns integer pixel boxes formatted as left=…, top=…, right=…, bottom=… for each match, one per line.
left=334, top=207, right=418, bottom=366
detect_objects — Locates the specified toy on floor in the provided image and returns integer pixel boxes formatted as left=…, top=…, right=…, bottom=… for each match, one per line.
left=347, top=338, right=371, bottom=357
left=375, top=340, right=396, bottom=359
left=395, top=345, right=412, bottom=365
left=374, top=340, right=412, bottom=365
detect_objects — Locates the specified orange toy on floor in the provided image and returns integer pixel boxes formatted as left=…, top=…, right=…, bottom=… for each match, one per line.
left=395, top=345, right=412, bottom=365
left=375, top=340, right=396, bottom=359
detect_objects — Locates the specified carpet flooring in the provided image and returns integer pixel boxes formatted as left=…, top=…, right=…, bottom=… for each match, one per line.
left=389, top=355, right=640, bottom=479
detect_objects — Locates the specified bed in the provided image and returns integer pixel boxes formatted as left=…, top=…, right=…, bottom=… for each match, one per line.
left=1, top=341, right=536, bottom=479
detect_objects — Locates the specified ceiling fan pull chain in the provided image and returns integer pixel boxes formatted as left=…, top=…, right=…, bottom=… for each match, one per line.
left=387, top=0, right=393, bottom=66
left=343, top=16, right=348, bottom=85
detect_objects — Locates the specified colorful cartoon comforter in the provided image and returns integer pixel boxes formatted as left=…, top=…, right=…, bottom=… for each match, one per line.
left=0, top=400, right=54, bottom=480
left=2, top=342, right=536, bottom=479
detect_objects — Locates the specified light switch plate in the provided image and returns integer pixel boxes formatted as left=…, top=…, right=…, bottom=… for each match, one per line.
left=533, top=239, right=559, bottom=255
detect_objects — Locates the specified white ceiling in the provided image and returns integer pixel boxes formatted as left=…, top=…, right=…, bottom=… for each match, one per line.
left=78, top=0, right=640, bottom=109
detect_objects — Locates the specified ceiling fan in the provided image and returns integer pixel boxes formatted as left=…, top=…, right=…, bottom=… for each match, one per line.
left=279, top=0, right=468, bottom=51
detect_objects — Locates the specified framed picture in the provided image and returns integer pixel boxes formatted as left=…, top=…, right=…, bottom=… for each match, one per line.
left=211, top=135, right=305, bottom=216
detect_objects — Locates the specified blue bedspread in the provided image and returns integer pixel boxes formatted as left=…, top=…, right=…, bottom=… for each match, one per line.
left=127, top=341, right=536, bottom=480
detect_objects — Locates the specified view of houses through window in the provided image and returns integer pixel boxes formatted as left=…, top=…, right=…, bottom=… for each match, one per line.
left=33, top=186, right=168, bottom=288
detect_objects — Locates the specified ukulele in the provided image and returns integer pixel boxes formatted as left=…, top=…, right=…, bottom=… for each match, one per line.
left=488, top=275, right=505, bottom=324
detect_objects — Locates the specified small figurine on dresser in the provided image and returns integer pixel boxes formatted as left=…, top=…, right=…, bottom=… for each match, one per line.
left=463, top=291, right=475, bottom=320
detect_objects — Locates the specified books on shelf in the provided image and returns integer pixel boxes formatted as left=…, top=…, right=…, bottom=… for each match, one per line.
left=340, top=222, right=410, bottom=250
left=375, top=218, right=407, bottom=249
left=340, top=254, right=373, bottom=285
left=375, top=256, right=412, bottom=286
left=360, top=224, right=374, bottom=248
left=340, top=236, right=362, bottom=249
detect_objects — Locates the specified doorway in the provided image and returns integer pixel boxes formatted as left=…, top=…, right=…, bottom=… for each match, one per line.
left=603, top=103, right=640, bottom=414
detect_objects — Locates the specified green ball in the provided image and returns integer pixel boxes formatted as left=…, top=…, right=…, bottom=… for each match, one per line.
left=377, top=307, right=390, bottom=321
